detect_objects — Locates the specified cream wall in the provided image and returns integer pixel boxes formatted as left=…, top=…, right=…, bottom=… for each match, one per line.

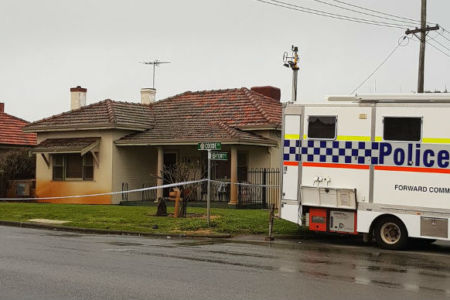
left=35, top=129, right=133, bottom=204
left=111, top=144, right=157, bottom=204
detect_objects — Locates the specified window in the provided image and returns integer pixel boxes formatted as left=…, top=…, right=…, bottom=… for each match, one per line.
left=307, top=116, right=337, bottom=139
left=383, top=117, right=422, bottom=141
left=52, top=153, right=94, bottom=181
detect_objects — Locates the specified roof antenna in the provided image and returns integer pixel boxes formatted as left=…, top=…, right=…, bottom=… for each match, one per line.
left=140, top=60, right=170, bottom=89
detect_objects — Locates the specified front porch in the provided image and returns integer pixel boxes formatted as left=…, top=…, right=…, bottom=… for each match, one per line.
left=114, top=144, right=280, bottom=207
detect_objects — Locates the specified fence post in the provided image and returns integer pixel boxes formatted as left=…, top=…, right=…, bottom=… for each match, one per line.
left=262, top=168, right=267, bottom=208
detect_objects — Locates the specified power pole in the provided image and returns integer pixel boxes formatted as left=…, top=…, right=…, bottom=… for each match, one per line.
left=283, top=45, right=300, bottom=102
left=405, top=0, right=439, bottom=93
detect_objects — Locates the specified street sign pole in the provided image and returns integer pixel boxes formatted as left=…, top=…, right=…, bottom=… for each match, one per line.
left=207, top=149, right=211, bottom=226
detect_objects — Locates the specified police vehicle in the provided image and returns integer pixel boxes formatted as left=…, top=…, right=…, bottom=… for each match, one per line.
left=280, top=93, right=450, bottom=249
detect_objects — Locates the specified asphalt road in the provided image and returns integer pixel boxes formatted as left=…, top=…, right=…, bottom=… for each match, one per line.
left=0, top=226, right=449, bottom=300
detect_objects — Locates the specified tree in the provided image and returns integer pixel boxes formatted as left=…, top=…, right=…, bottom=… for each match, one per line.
left=158, top=160, right=204, bottom=217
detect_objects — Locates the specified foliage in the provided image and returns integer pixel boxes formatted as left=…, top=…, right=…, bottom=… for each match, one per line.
left=0, top=150, right=35, bottom=196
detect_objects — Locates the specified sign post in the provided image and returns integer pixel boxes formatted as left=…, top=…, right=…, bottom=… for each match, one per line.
left=198, top=142, right=222, bottom=226
left=207, top=150, right=211, bottom=226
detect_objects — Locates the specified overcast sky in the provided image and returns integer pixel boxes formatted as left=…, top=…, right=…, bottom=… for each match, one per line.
left=1, top=0, right=449, bottom=121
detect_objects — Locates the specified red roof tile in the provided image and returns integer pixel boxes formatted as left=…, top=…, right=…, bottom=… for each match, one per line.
left=116, top=87, right=281, bottom=145
left=0, top=111, right=36, bottom=146
left=25, top=87, right=281, bottom=146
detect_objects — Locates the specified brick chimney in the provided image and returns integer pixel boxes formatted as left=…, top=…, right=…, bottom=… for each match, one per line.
left=0, top=102, right=4, bottom=113
left=251, top=86, right=281, bottom=101
left=70, top=86, right=87, bottom=110
left=141, top=88, right=156, bottom=105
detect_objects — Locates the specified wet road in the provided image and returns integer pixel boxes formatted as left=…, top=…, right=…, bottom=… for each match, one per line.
left=0, top=226, right=449, bottom=299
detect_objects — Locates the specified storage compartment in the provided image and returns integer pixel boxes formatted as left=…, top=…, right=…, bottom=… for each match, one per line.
left=309, top=208, right=327, bottom=232
left=301, top=186, right=356, bottom=209
left=329, top=210, right=356, bottom=234
left=421, top=217, right=448, bottom=238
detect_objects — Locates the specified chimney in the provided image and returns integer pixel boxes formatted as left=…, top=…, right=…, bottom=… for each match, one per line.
left=251, top=86, right=281, bottom=101
left=141, top=88, right=156, bottom=105
left=70, top=86, right=87, bottom=110
left=0, top=102, right=4, bottom=113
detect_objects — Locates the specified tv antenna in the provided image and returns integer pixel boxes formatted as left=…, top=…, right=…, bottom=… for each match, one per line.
left=140, top=59, right=170, bottom=89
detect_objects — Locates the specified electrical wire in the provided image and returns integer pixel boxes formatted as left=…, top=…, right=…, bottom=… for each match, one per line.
left=330, top=0, right=427, bottom=25
left=311, top=0, right=418, bottom=27
left=427, top=40, right=450, bottom=58
left=428, top=34, right=450, bottom=52
left=255, top=0, right=406, bottom=29
left=349, top=36, right=407, bottom=94
left=437, top=30, right=450, bottom=43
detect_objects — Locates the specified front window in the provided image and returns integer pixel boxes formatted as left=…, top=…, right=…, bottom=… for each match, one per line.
left=52, top=153, right=94, bottom=181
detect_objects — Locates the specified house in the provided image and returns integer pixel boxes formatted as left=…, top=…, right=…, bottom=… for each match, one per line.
left=24, top=86, right=282, bottom=205
left=0, top=102, right=37, bottom=156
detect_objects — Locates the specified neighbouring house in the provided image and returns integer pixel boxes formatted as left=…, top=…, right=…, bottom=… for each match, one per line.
left=24, top=86, right=282, bottom=205
left=0, top=102, right=37, bottom=197
left=0, top=102, right=36, bottom=155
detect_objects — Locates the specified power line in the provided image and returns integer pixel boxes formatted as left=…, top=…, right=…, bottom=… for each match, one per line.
left=256, top=0, right=407, bottom=28
left=350, top=36, right=407, bottom=94
left=311, top=0, right=418, bottom=27
left=436, top=30, right=450, bottom=43
left=427, top=40, right=450, bottom=58
left=330, top=0, right=425, bottom=25
left=428, top=34, right=450, bottom=52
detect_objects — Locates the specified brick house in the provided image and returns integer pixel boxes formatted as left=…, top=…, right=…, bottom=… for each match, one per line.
left=24, top=86, right=282, bottom=205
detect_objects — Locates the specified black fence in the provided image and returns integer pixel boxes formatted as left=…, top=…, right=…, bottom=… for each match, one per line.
left=237, top=168, right=280, bottom=209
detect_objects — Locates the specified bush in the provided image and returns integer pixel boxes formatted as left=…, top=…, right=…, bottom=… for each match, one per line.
left=0, top=150, right=35, bottom=196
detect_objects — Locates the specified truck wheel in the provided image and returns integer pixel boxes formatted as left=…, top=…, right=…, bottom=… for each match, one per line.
left=374, top=216, right=408, bottom=250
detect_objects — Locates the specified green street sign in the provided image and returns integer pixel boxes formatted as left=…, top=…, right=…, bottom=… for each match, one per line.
left=197, top=142, right=222, bottom=150
left=211, top=152, right=228, bottom=161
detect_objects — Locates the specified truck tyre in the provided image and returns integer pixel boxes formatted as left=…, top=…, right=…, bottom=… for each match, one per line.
left=374, top=216, right=408, bottom=250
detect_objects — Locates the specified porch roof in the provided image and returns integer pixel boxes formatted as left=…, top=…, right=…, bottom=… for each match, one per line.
left=32, top=137, right=100, bottom=155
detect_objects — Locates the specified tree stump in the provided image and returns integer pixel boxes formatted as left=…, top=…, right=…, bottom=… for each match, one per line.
left=155, top=197, right=167, bottom=216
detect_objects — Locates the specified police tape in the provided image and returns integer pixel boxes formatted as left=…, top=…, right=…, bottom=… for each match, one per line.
left=210, top=180, right=279, bottom=188
left=0, top=179, right=207, bottom=201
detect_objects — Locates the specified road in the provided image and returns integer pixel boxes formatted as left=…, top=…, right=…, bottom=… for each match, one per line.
left=0, top=226, right=449, bottom=299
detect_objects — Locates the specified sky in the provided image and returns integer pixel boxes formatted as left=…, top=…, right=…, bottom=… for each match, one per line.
left=0, top=0, right=449, bottom=122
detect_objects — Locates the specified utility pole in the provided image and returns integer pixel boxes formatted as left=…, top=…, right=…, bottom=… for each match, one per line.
left=283, top=45, right=300, bottom=102
left=405, top=0, right=439, bottom=93
left=140, top=60, right=171, bottom=89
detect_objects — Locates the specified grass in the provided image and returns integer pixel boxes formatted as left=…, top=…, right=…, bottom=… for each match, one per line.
left=0, top=203, right=303, bottom=236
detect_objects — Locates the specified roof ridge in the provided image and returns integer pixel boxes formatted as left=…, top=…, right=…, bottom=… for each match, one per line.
left=243, top=88, right=273, bottom=124
left=0, top=112, right=30, bottom=125
left=105, top=99, right=116, bottom=123
left=216, top=121, right=238, bottom=137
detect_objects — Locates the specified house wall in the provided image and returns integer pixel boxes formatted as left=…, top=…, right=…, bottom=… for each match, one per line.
left=35, top=130, right=132, bottom=204
left=111, top=144, right=157, bottom=204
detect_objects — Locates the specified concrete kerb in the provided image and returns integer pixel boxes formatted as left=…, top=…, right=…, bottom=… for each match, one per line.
left=0, top=220, right=232, bottom=239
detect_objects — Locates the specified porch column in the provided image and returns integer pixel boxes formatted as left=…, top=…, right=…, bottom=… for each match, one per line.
left=228, top=146, right=238, bottom=206
left=156, top=146, right=164, bottom=200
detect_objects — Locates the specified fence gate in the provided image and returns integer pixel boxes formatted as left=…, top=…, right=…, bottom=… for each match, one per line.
left=237, top=168, right=279, bottom=209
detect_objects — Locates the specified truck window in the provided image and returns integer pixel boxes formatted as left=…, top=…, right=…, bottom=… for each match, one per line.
left=307, top=116, right=336, bottom=139
left=383, top=117, right=421, bottom=141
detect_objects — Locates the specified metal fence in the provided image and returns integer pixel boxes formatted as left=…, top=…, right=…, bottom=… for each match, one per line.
left=237, top=168, right=280, bottom=209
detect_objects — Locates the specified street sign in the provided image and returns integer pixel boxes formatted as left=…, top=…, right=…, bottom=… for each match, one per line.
left=197, top=142, right=221, bottom=150
left=211, top=152, right=228, bottom=161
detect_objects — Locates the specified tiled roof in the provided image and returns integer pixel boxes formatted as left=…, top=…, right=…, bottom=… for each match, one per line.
left=24, top=99, right=154, bottom=132
left=115, top=88, right=281, bottom=146
left=0, top=111, right=36, bottom=146
left=33, top=137, right=100, bottom=153
left=24, top=87, right=281, bottom=146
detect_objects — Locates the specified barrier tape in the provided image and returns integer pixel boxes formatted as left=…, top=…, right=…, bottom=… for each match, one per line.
left=0, top=179, right=207, bottom=201
left=210, top=180, right=279, bottom=188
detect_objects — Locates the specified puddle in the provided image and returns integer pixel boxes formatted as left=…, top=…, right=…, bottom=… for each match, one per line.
left=106, top=241, right=144, bottom=247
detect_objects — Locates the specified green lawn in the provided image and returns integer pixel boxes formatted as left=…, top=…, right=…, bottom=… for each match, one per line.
left=0, top=203, right=302, bottom=236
